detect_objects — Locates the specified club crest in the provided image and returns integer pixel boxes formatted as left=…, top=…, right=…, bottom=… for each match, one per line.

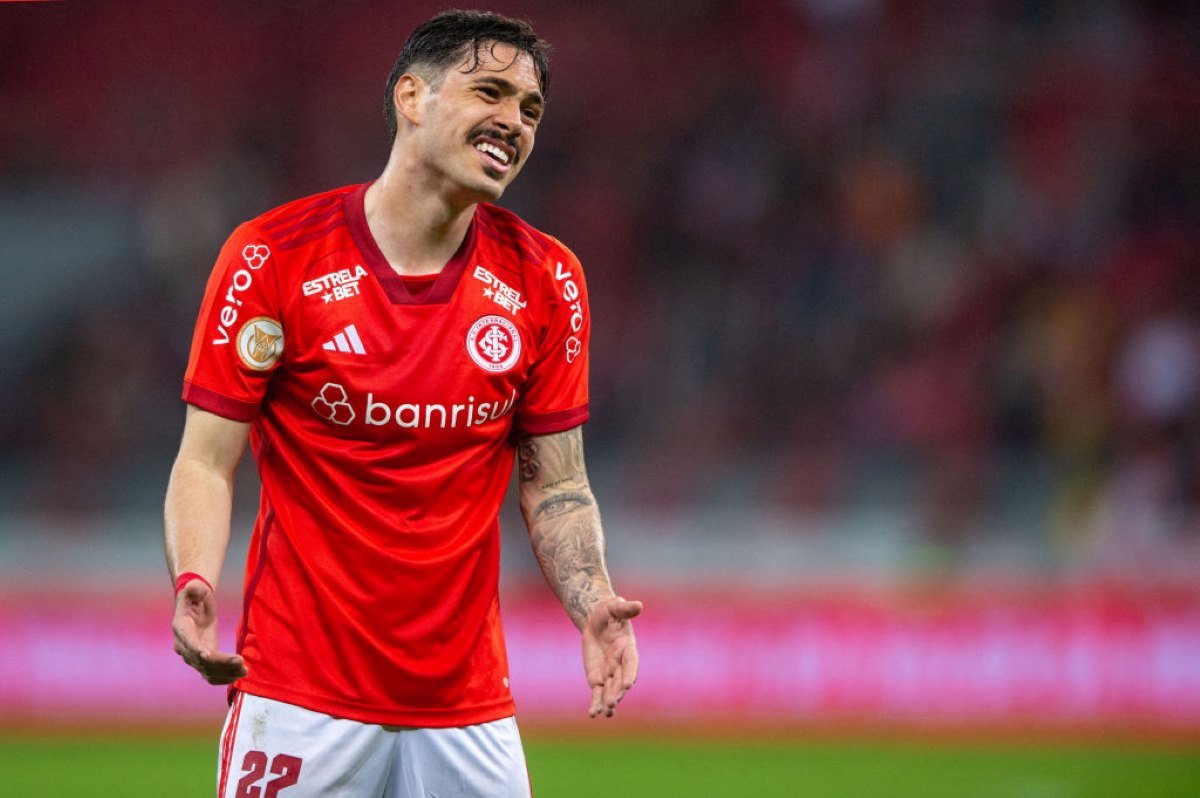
left=466, top=315, right=521, bottom=373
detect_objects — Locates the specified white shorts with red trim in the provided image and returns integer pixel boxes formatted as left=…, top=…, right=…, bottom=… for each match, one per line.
left=216, top=691, right=531, bottom=798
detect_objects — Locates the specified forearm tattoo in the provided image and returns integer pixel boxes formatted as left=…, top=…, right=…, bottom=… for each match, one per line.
left=519, top=429, right=611, bottom=629
left=518, top=429, right=584, bottom=487
left=518, top=437, right=540, bottom=482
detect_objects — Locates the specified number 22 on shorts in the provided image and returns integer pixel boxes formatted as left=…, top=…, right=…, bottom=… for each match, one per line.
left=236, top=751, right=303, bottom=798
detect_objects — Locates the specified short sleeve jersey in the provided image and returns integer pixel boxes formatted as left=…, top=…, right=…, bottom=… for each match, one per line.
left=182, top=183, right=590, bottom=727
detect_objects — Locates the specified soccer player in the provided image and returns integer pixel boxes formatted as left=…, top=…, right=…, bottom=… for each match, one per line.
left=163, top=10, right=641, bottom=797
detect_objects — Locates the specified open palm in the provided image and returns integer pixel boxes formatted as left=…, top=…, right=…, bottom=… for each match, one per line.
left=582, top=596, right=642, bottom=717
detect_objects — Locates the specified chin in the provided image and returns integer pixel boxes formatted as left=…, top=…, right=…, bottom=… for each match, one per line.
left=466, top=175, right=507, bottom=202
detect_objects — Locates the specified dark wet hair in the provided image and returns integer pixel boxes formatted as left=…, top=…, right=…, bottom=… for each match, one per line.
left=383, top=9, right=551, bottom=140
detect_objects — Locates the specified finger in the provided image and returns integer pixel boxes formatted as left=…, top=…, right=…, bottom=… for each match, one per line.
left=172, top=614, right=205, bottom=648
left=621, top=643, right=640, bottom=691
left=194, top=650, right=248, bottom=682
left=605, top=658, right=629, bottom=714
left=196, top=649, right=244, bottom=666
left=173, top=630, right=202, bottom=664
left=202, top=668, right=247, bottom=685
left=201, top=667, right=247, bottom=685
left=610, top=598, right=643, bottom=620
left=588, top=682, right=604, bottom=718
left=175, top=641, right=211, bottom=673
left=198, top=650, right=247, bottom=674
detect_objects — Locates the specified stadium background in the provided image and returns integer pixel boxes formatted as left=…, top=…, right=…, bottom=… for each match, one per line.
left=1, top=0, right=1198, bottom=795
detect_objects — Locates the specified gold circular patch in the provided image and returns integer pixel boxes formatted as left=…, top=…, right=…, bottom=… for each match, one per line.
left=236, top=316, right=284, bottom=371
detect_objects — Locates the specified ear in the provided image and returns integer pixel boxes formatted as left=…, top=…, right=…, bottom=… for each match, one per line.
left=393, top=73, right=426, bottom=127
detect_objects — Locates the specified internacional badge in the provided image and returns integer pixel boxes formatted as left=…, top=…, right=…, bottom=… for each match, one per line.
left=466, top=315, right=521, bottom=373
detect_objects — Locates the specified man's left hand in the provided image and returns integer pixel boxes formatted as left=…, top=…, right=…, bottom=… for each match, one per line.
left=581, top=596, right=642, bottom=718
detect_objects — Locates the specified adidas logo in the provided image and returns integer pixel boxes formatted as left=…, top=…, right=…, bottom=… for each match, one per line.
left=322, top=324, right=366, bottom=355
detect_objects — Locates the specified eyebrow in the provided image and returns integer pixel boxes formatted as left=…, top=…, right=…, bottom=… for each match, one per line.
left=473, top=76, right=544, bottom=108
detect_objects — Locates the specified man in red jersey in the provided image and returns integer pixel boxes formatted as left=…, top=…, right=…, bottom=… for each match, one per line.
left=163, top=10, right=641, bottom=797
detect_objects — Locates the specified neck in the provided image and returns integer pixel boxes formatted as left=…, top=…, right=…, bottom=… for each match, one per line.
left=363, top=147, right=479, bottom=277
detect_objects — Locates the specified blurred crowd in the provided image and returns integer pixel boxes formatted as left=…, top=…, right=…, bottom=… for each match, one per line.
left=2, top=0, right=1198, bottom=573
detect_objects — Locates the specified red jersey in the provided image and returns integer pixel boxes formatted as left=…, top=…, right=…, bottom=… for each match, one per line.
left=182, top=183, right=590, bottom=727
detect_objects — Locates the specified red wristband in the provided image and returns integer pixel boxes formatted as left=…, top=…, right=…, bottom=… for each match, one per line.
left=174, top=572, right=214, bottom=596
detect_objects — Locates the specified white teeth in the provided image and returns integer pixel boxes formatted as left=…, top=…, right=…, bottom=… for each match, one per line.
left=474, top=142, right=510, bottom=165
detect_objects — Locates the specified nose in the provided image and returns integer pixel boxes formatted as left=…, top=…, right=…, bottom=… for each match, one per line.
left=491, top=99, right=522, bottom=133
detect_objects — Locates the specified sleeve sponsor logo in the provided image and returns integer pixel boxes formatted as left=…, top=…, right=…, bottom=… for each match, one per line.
left=565, top=335, right=582, bottom=363
left=242, top=244, right=270, bottom=270
left=213, top=244, right=272, bottom=346
left=236, top=317, right=284, bottom=371
left=466, top=315, right=522, bottom=373
left=554, top=261, right=585, bottom=333
left=302, top=265, right=368, bottom=304
left=473, top=265, right=526, bottom=315
left=554, top=261, right=586, bottom=364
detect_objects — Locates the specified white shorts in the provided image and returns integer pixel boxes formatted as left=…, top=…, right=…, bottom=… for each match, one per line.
left=216, top=692, right=531, bottom=798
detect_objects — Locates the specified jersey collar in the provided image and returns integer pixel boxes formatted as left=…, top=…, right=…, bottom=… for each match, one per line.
left=344, top=182, right=476, bottom=306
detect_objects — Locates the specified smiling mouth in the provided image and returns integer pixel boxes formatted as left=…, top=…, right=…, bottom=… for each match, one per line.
left=475, top=141, right=511, bottom=165
left=470, top=134, right=518, bottom=174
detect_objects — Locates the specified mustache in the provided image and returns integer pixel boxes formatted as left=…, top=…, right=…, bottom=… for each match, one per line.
left=469, top=127, right=518, bottom=145
left=469, top=128, right=520, bottom=161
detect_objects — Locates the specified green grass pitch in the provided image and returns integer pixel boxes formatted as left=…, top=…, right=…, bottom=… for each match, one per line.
left=0, top=732, right=1196, bottom=797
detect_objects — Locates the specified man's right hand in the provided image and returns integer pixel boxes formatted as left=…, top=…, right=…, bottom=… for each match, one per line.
left=172, top=578, right=248, bottom=685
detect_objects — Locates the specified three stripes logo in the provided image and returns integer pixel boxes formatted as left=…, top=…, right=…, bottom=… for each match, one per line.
left=322, top=324, right=366, bottom=355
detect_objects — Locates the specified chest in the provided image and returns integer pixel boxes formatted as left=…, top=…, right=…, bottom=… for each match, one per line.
left=275, top=254, right=536, bottom=441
